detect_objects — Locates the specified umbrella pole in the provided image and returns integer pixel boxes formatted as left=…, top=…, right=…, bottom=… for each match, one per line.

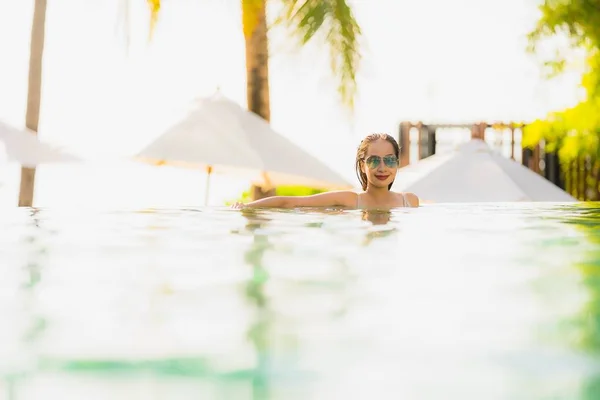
left=204, top=166, right=212, bottom=206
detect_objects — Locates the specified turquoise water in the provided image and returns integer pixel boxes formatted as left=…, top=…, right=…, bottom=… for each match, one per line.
left=1, top=203, right=600, bottom=399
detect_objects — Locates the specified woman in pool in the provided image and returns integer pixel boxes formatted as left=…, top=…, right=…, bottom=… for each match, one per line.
left=232, top=133, right=419, bottom=209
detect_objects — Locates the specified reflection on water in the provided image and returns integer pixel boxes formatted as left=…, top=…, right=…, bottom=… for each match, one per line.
left=1, top=203, right=600, bottom=399
left=242, top=211, right=273, bottom=400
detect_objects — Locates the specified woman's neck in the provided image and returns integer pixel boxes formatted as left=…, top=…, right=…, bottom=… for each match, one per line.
left=365, top=185, right=391, bottom=199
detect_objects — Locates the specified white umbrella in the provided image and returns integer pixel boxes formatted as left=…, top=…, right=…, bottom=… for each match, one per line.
left=0, top=120, right=81, bottom=166
left=392, top=139, right=576, bottom=202
left=134, top=94, right=352, bottom=205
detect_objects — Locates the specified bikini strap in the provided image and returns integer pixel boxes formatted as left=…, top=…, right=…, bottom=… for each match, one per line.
left=402, top=192, right=409, bottom=207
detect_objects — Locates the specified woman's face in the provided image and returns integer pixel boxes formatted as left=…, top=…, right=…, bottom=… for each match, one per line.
left=361, top=139, right=398, bottom=189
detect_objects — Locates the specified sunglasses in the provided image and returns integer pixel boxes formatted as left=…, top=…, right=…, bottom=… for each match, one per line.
left=365, top=155, right=398, bottom=169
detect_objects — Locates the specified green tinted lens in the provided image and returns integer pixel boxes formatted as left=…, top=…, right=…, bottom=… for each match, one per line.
left=365, top=156, right=381, bottom=169
left=383, top=155, right=398, bottom=168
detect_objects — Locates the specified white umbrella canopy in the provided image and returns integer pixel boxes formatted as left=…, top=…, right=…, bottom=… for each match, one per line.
left=134, top=94, right=353, bottom=204
left=392, top=139, right=577, bottom=203
left=0, top=120, right=81, bottom=166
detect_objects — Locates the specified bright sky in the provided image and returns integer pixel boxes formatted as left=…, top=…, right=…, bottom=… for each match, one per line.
left=0, top=0, right=586, bottom=208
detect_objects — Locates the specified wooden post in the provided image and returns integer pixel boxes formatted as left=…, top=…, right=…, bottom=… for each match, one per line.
left=418, top=124, right=436, bottom=159
left=399, top=122, right=411, bottom=167
left=471, top=123, right=485, bottom=140
left=584, top=156, right=590, bottom=200
left=471, top=124, right=478, bottom=140
left=544, top=149, right=561, bottom=188
left=574, top=158, right=580, bottom=199
left=531, top=143, right=541, bottom=174
left=579, top=157, right=584, bottom=199
left=429, top=127, right=437, bottom=156
left=18, top=0, right=47, bottom=207
left=417, top=121, right=426, bottom=160
left=510, top=127, right=515, bottom=160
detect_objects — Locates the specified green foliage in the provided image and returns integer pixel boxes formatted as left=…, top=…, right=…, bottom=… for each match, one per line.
left=524, top=95, right=600, bottom=163
left=147, top=0, right=362, bottom=110
left=276, top=0, right=362, bottom=109
left=583, top=52, right=600, bottom=98
left=528, top=0, right=600, bottom=51
left=524, top=0, right=600, bottom=199
left=527, top=0, right=600, bottom=96
left=223, top=185, right=324, bottom=205
left=527, top=0, right=600, bottom=77
left=223, top=189, right=252, bottom=206
left=522, top=2, right=600, bottom=200
left=275, top=185, right=325, bottom=196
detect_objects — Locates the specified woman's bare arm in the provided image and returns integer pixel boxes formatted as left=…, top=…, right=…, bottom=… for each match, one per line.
left=232, top=191, right=357, bottom=209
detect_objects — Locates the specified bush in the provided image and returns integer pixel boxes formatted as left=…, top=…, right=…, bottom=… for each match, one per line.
left=224, top=185, right=325, bottom=205
left=275, top=185, right=325, bottom=196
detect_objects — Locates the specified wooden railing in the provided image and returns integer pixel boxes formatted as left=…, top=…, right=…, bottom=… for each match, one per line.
left=397, top=121, right=565, bottom=192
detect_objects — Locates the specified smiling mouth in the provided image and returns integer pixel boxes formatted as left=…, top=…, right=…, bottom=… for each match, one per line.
left=375, top=175, right=389, bottom=180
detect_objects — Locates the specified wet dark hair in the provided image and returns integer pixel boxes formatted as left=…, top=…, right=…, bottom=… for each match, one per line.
left=355, top=133, right=400, bottom=191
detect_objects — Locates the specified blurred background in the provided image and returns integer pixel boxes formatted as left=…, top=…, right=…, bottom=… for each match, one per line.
left=0, top=0, right=595, bottom=207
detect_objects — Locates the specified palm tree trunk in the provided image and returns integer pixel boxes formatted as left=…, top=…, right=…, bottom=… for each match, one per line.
left=243, top=0, right=270, bottom=123
left=242, top=0, right=275, bottom=200
left=18, top=0, right=47, bottom=207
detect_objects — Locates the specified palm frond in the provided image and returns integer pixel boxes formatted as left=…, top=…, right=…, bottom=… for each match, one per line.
left=278, top=0, right=362, bottom=109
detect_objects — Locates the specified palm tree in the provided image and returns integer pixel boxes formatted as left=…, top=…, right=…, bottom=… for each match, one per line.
left=18, top=0, right=48, bottom=207
left=144, top=0, right=362, bottom=199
